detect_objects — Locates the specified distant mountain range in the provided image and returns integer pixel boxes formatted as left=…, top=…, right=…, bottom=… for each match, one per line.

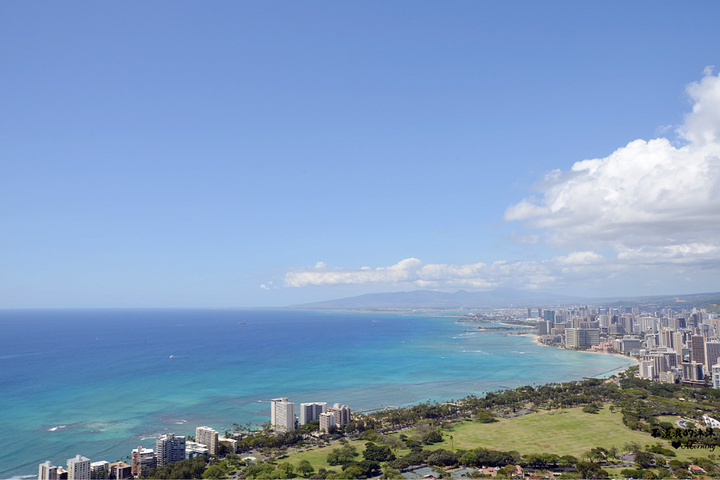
left=290, top=289, right=720, bottom=311
left=291, top=288, right=580, bottom=310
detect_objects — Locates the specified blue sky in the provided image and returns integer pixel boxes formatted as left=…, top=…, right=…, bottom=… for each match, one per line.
left=2, top=1, right=720, bottom=307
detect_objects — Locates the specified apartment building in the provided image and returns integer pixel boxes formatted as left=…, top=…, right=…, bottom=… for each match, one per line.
left=196, top=426, right=219, bottom=455
left=271, top=397, right=296, bottom=431
left=300, top=402, right=327, bottom=425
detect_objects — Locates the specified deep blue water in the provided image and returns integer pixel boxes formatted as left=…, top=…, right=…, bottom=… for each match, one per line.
left=0, top=309, right=633, bottom=479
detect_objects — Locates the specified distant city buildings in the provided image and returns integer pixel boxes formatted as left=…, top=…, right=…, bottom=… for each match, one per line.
left=532, top=303, right=720, bottom=387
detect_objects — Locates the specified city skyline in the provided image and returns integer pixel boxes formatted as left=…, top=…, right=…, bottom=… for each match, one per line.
left=2, top=2, right=720, bottom=308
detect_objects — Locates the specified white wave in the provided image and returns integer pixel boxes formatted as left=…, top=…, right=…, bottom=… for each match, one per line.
left=47, top=425, right=66, bottom=432
left=3, top=475, right=36, bottom=480
left=0, top=352, right=41, bottom=361
left=452, top=333, right=478, bottom=339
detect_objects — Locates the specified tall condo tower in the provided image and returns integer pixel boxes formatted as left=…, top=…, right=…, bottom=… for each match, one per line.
left=196, top=426, right=219, bottom=455
left=67, top=455, right=90, bottom=480
left=156, top=433, right=186, bottom=467
left=271, top=397, right=296, bottom=431
left=300, top=402, right=327, bottom=425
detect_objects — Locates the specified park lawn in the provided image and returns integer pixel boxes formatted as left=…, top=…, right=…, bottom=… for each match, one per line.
left=280, top=439, right=401, bottom=472
left=656, top=415, right=682, bottom=425
left=424, top=405, right=713, bottom=464
left=279, top=407, right=713, bottom=472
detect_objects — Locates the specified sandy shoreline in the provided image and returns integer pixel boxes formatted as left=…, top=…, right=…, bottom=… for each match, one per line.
left=519, top=332, right=640, bottom=366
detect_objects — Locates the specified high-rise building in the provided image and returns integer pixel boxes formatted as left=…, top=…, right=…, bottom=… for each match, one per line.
left=621, top=316, right=634, bottom=334
left=617, top=336, right=642, bottom=354
left=659, top=328, right=674, bottom=349
left=683, top=362, right=705, bottom=382
left=131, top=446, right=157, bottom=477
left=712, top=364, right=720, bottom=389
left=67, top=455, right=90, bottom=480
left=300, top=402, right=327, bottom=425
left=39, top=461, right=58, bottom=480
left=641, top=354, right=670, bottom=379
left=90, top=461, right=109, bottom=479
left=156, top=434, right=186, bottom=467
left=565, top=328, right=600, bottom=348
left=109, top=462, right=132, bottom=479
left=640, top=360, right=655, bottom=380
left=673, top=331, right=685, bottom=357
left=704, top=341, right=720, bottom=373
left=319, top=412, right=336, bottom=433
left=196, top=426, right=219, bottom=455
left=640, top=317, right=658, bottom=333
left=691, top=335, right=706, bottom=366
left=327, top=403, right=351, bottom=426
left=186, top=441, right=210, bottom=459
left=271, top=397, right=296, bottom=431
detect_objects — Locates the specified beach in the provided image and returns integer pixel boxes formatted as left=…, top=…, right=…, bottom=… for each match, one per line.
left=525, top=333, right=641, bottom=366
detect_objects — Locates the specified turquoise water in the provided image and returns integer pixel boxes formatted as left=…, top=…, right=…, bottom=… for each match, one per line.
left=0, top=309, right=633, bottom=479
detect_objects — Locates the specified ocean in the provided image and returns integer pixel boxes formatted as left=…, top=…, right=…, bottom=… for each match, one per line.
left=0, top=309, right=633, bottom=479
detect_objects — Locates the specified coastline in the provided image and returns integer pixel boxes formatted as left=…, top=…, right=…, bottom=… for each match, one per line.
left=521, top=332, right=640, bottom=367
left=1, top=310, right=639, bottom=479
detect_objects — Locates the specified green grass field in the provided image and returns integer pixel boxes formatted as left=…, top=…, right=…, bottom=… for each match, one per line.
left=430, top=406, right=651, bottom=456
left=278, top=439, right=374, bottom=472
left=279, top=406, right=714, bottom=471
left=427, top=406, right=712, bottom=463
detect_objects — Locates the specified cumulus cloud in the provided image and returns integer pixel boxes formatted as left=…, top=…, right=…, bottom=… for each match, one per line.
left=505, top=69, right=720, bottom=267
left=281, top=70, right=720, bottom=294
left=285, top=258, right=424, bottom=288
left=283, top=255, right=613, bottom=291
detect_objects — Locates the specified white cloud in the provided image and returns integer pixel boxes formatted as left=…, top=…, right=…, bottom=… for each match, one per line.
left=280, top=71, right=720, bottom=295
left=505, top=69, right=720, bottom=268
left=284, top=258, right=423, bottom=288
left=284, top=256, right=609, bottom=291
left=554, top=251, right=605, bottom=266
